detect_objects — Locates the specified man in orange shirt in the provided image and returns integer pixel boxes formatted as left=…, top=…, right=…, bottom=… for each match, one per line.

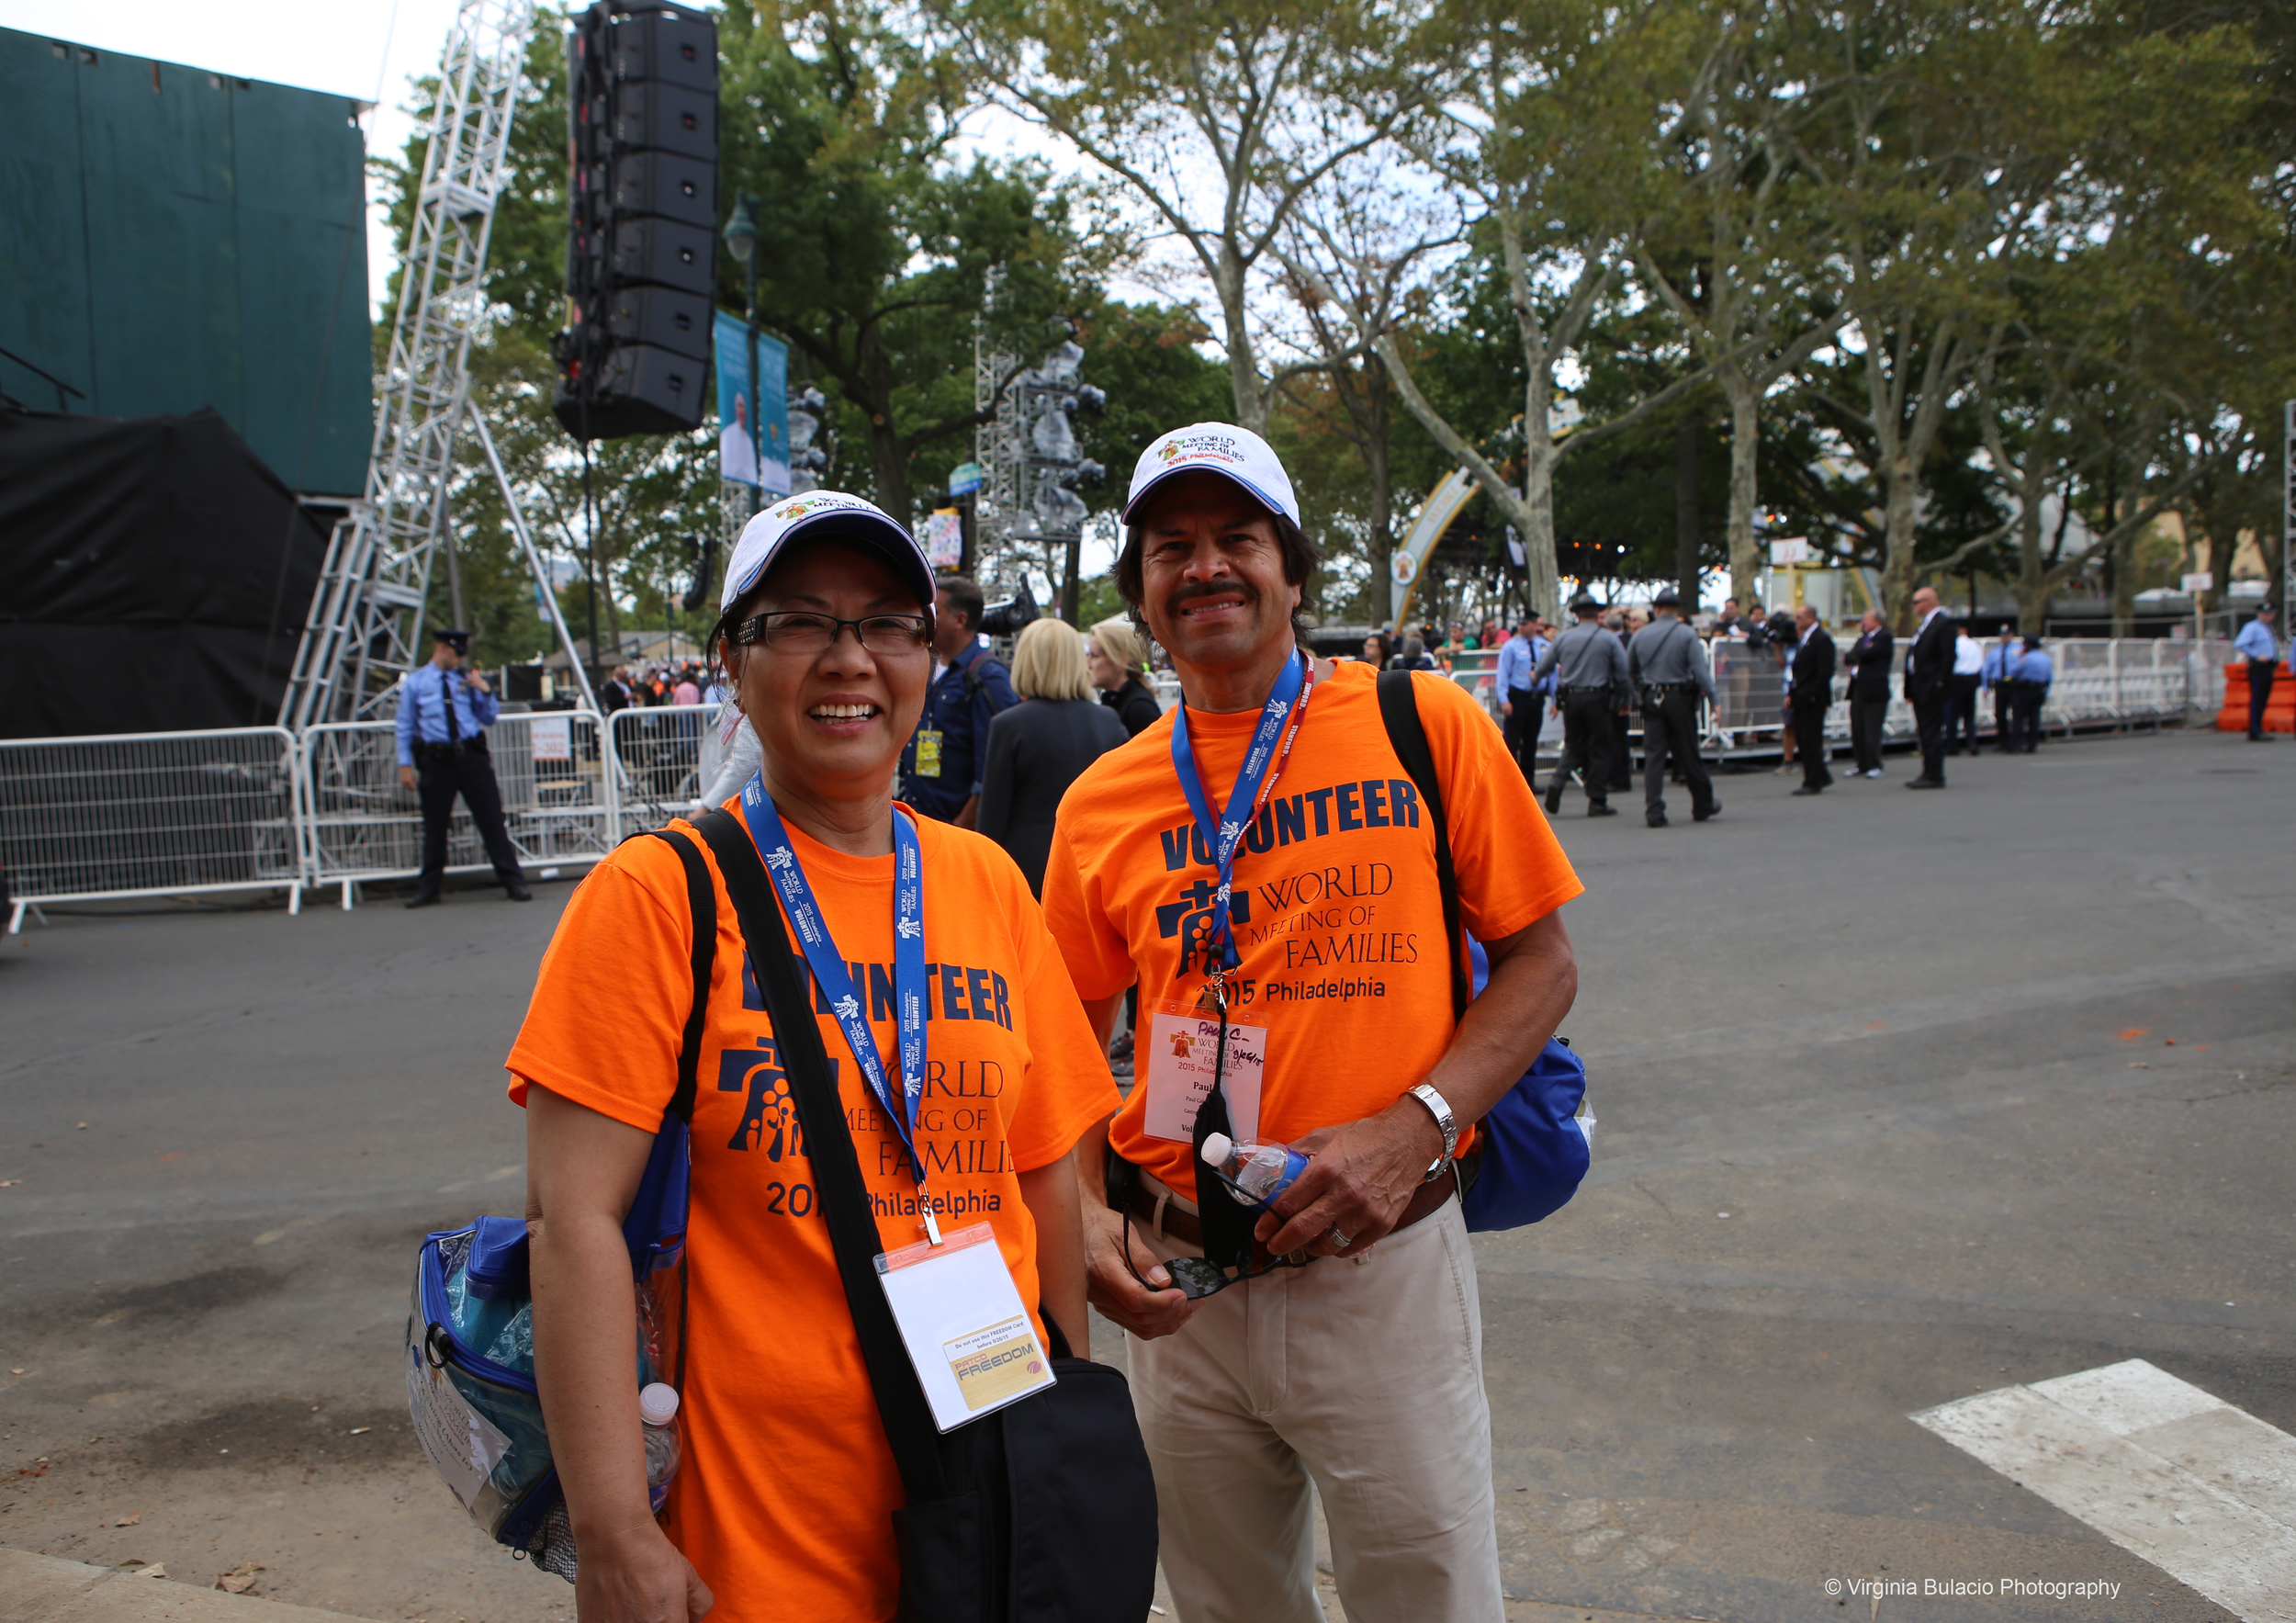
left=1042, top=423, right=1584, bottom=1623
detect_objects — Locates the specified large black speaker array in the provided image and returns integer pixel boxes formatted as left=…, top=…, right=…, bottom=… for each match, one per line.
left=554, top=1, right=717, bottom=441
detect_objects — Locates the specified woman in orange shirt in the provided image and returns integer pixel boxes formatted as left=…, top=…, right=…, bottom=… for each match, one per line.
left=512, top=491, right=1119, bottom=1622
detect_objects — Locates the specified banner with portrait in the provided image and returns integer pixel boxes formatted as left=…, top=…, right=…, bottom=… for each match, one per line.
left=714, top=310, right=790, bottom=499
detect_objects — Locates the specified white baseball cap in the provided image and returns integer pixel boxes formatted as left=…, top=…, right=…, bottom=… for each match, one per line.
left=720, top=490, right=937, bottom=614
left=1121, top=422, right=1300, bottom=528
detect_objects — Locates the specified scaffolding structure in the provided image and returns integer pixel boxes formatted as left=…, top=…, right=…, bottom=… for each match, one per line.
left=281, top=0, right=596, bottom=730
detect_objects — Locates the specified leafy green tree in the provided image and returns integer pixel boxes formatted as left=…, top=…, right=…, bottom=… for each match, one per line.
left=939, top=0, right=1435, bottom=434
left=718, top=0, right=1100, bottom=525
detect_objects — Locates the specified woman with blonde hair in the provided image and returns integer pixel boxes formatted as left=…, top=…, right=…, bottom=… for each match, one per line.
left=977, top=618, right=1129, bottom=895
left=1086, top=615, right=1162, bottom=738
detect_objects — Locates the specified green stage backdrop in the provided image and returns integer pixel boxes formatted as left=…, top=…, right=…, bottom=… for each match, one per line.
left=0, top=27, right=372, bottom=495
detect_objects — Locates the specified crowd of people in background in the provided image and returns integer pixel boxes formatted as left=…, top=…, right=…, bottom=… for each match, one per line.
left=600, top=659, right=713, bottom=713
left=660, top=581, right=2285, bottom=866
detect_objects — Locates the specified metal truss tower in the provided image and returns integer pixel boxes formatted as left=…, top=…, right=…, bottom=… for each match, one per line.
left=281, top=0, right=596, bottom=729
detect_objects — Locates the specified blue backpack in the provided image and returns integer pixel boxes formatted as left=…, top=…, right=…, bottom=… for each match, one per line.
left=404, top=829, right=714, bottom=1574
left=1376, top=671, right=1592, bottom=1230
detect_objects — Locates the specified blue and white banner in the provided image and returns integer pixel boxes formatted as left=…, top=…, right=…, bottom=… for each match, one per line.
left=715, top=310, right=790, bottom=499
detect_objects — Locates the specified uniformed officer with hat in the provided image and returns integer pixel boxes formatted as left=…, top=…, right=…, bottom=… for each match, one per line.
left=1533, top=592, right=1629, bottom=817
left=1627, top=588, right=1719, bottom=827
left=394, top=628, right=530, bottom=907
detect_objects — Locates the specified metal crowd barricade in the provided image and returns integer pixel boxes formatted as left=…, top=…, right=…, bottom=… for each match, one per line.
left=298, top=713, right=613, bottom=907
left=606, top=704, right=715, bottom=837
left=1, top=727, right=303, bottom=932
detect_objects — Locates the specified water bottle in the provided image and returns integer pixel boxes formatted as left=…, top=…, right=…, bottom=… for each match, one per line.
left=1200, top=1132, right=1309, bottom=1205
left=639, top=1382, right=681, bottom=1504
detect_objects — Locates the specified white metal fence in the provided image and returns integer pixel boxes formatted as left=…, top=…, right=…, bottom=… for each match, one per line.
left=605, top=704, right=715, bottom=838
left=2, top=727, right=303, bottom=932
left=0, top=639, right=2240, bottom=929
left=298, top=714, right=614, bottom=907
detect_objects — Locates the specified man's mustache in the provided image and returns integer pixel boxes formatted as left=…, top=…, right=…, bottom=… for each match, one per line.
left=1165, top=579, right=1259, bottom=616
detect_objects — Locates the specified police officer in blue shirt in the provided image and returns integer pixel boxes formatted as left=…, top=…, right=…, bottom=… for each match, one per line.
left=394, top=629, right=530, bottom=907
left=2233, top=605, right=2280, bottom=740
left=1494, top=612, right=1552, bottom=786
left=2008, top=636, right=2053, bottom=753
left=1980, top=628, right=2020, bottom=751
left=899, top=575, right=1019, bottom=827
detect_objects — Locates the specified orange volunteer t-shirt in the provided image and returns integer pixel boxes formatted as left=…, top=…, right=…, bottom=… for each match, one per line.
left=1041, top=660, right=1581, bottom=1202
left=507, top=808, right=1120, bottom=1623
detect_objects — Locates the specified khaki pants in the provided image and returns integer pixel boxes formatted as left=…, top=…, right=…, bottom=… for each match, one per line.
left=1127, top=1195, right=1504, bottom=1623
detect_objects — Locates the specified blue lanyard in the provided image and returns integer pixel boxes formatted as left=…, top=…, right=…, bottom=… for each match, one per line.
left=1167, top=651, right=1306, bottom=980
left=737, top=776, right=940, bottom=1241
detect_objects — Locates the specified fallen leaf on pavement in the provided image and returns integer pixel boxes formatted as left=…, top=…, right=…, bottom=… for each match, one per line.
left=215, top=1563, right=264, bottom=1595
left=0, top=1179, right=20, bottom=1187
left=8, top=1368, right=24, bottom=1375
left=115, top=1513, right=140, bottom=1526
left=349, top=1426, right=371, bottom=1435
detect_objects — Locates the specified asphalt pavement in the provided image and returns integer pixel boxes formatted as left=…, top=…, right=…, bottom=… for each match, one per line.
left=2, top=725, right=2290, bottom=1621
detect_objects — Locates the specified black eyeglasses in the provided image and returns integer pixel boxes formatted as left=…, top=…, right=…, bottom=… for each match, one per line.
left=1120, top=1168, right=1306, bottom=1302
left=733, top=611, right=931, bottom=654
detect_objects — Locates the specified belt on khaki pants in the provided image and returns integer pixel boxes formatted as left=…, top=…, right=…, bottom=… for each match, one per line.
left=1119, top=1160, right=1459, bottom=1251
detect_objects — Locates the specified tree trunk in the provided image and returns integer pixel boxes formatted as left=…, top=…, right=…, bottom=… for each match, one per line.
left=2016, top=503, right=2048, bottom=637
left=1720, top=367, right=1761, bottom=607
left=1365, top=367, right=1393, bottom=622
left=1880, top=455, right=1920, bottom=634
left=1674, top=407, right=1702, bottom=608
left=1211, top=246, right=1265, bottom=434
left=1520, top=435, right=1560, bottom=622
left=856, top=325, right=911, bottom=525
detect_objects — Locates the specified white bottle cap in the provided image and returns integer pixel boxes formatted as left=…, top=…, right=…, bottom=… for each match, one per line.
left=1200, top=1132, right=1233, bottom=1166
left=637, top=1382, right=680, bottom=1426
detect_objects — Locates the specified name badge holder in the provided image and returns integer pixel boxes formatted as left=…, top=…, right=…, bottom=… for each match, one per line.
left=913, top=728, right=943, bottom=778
left=1142, top=998, right=1265, bottom=1146
left=737, top=778, right=1047, bottom=1419
left=877, top=1223, right=1055, bottom=1431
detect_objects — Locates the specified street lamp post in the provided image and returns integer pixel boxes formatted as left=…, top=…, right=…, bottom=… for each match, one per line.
left=722, top=193, right=762, bottom=518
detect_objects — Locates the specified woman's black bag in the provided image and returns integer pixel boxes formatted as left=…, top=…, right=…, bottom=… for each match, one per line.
left=693, top=807, right=1159, bottom=1623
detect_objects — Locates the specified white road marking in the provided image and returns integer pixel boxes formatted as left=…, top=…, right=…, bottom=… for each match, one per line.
left=1913, top=1358, right=2296, bottom=1623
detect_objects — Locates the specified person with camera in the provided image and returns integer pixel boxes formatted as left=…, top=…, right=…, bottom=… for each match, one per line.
left=1626, top=588, right=1717, bottom=827
left=1041, top=422, right=1582, bottom=1623
left=395, top=627, right=530, bottom=907
left=899, top=574, right=1019, bottom=828
left=512, top=491, right=1120, bottom=1623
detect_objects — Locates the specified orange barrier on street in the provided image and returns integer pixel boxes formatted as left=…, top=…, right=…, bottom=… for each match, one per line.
left=2216, top=659, right=2296, bottom=733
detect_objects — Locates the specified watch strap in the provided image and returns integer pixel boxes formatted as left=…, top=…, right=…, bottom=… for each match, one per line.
left=1408, top=1082, right=1458, bottom=1182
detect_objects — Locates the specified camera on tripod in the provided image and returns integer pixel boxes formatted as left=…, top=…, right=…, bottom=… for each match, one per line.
left=978, top=579, right=1041, bottom=638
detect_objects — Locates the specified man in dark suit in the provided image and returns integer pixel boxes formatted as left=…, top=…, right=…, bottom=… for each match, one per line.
left=1787, top=604, right=1837, bottom=795
left=1841, top=609, right=1894, bottom=778
left=1903, top=585, right=1953, bottom=788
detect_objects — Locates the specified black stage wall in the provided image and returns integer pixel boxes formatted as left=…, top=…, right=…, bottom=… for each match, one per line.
left=0, top=407, right=332, bottom=738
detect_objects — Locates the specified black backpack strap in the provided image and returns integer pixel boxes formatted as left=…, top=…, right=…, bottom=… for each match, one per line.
left=689, top=806, right=951, bottom=1502
left=633, top=828, right=715, bottom=1123
left=1376, top=671, right=1469, bottom=1024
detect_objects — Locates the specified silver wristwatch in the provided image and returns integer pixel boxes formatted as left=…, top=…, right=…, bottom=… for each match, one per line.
left=1407, top=1083, right=1458, bottom=1183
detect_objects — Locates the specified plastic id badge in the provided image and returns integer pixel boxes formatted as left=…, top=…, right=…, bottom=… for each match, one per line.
left=1141, top=999, right=1265, bottom=1144
left=913, top=729, right=943, bottom=778
left=875, top=1222, right=1054, bottom=1432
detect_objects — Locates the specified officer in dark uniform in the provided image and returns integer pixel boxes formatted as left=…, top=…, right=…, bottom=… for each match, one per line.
left=1626, top=587, right=1718, bottom=827
left=898, top=574, right=1019, bottom=828
left=1533, top=593, right=1629, bottom=818
left=394, top=629, right=530, bottom=907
